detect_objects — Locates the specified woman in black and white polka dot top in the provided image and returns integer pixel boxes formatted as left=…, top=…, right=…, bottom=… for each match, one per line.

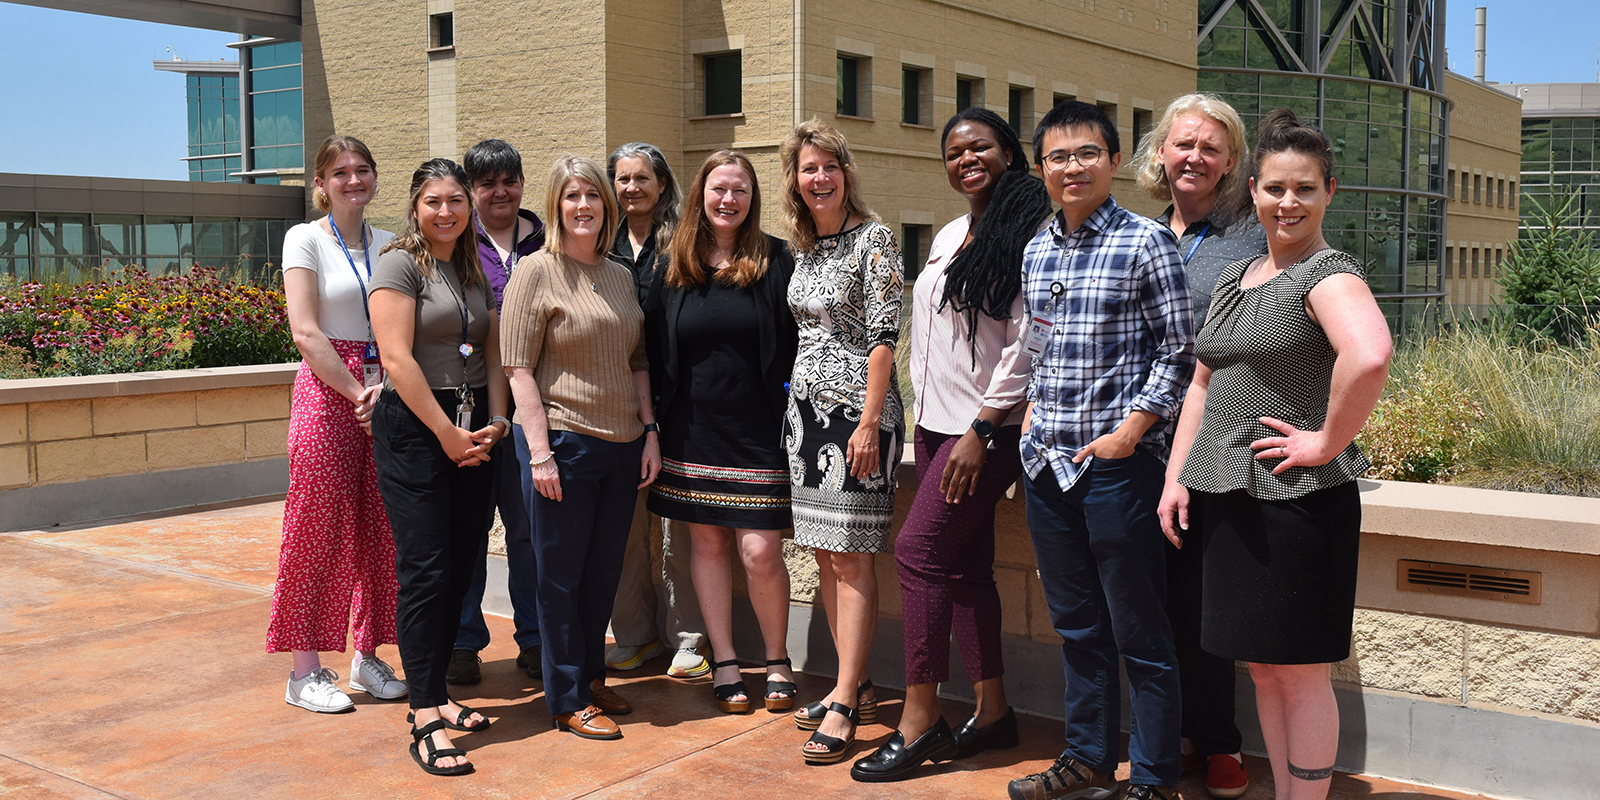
left=1157, top=109, right=1392, bottom=800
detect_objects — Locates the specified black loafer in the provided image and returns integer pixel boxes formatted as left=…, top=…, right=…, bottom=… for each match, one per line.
left=445, top=649, right=481, bottom=686
left=850, top=717, right=957, bottom=782
left=952, top=706, right=1019, bottom=759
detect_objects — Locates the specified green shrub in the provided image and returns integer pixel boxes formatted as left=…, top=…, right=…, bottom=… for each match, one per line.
left=1359, top=362, right=1483, bottom=482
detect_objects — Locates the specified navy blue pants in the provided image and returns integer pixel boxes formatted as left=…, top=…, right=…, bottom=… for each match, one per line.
left=526, top=428, right=643, bottom=716
left=455, top=430, right=541, bottom=651
left=1024, top=448, right=1181, bottom=787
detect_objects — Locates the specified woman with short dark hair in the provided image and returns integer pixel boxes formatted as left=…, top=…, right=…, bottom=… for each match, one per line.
left=1160, top=109, right=1392, bottom=800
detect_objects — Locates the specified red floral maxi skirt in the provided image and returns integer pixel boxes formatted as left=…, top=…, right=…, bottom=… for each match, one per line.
left=264, top=339, right=398, bottom=653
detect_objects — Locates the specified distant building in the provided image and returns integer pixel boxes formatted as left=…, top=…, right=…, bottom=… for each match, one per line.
left=1441, top=72, right=1522, bottom=308
left=153, top=39, right=305, bottom=186
left=1501, top=82, right=1600, bottom=243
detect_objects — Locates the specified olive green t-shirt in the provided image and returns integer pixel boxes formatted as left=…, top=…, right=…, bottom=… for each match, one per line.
left=369, top=249, right=493, bottom=389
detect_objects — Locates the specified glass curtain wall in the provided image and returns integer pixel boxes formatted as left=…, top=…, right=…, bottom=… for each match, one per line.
left=187, top=74, right=242, bottom=182
left=0, top=213, right=299, bottom=284
left=1521, top=115, right=1600, bottom=238
left=250, top=41, right=305, bottom=183
left=1198, top=0, right=1447, bottom=334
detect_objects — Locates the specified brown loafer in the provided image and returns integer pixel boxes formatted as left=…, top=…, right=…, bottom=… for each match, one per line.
left=589, top=679, right=633, bottom=715
left=552, top=705, right=621, bottom=740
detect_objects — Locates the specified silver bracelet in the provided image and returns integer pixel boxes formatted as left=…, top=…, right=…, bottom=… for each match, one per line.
left=529, top=451, right=554, bottom=467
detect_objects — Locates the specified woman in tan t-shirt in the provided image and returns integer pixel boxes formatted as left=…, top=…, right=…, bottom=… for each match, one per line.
left=369, top=158, right=510, bottom=777
left=500, top=156, right=660, bottom=741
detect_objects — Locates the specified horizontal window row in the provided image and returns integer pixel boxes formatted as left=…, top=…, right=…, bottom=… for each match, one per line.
left=1445, top=168, right=1516, bottom=209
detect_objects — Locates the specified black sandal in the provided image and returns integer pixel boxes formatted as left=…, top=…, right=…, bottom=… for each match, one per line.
left=800, top=702, right=859, bottom=764
left=764, top=657, right=797, bottom=712
left=407, top=704, right=491, bottom=732
left=794, top=678, right=876, bottom=729
left=409, top=719, right=474, bottom=776
left=711, top=659, right=750, bottom=714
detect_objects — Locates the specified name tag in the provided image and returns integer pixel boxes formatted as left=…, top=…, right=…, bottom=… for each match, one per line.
left=1022, top=315, right=1055, bottom=358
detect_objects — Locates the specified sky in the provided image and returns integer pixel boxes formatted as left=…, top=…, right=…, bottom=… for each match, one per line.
left=0, top=0, right=1594, bottom=181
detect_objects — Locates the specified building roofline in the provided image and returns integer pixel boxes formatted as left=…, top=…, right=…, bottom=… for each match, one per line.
left=152, top=59, right=239, bottom=75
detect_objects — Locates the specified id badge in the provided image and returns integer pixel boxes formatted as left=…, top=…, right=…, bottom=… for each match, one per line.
left=361, top=342, right=383, bottom=388
left=455, top=386, right=475, bottom=430
left=1022, top=315, right=1055, bottom=358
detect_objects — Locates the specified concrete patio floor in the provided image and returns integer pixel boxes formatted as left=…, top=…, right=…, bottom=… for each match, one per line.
left=1, top=499, right=1497, bottom=800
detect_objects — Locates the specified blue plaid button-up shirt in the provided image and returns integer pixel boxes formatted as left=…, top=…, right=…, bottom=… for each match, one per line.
left=1020, top=196, right=1195, bottom=491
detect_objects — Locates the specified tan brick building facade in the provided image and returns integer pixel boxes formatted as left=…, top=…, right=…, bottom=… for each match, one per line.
left=301, top=0, right=1199, bottom=255
left=1442, top=71, right=1523, bottom=310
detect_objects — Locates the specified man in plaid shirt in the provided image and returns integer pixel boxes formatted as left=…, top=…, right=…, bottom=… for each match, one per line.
left=1006, top=101, right=1195, bottom=800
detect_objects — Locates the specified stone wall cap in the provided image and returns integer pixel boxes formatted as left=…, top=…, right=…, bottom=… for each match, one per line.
left=0, top=363, right=299, bottom=404
left=1360, top=479, right=1600, bottom=555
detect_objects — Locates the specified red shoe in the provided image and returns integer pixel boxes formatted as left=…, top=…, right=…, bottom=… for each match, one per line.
left=1206, top=753, right=1250, bottom=799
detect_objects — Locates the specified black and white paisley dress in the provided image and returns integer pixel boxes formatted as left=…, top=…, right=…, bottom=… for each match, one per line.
left=785, top=221, right=904, bottom=553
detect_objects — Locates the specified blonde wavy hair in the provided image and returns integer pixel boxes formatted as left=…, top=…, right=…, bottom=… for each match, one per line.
left=542, top=155, right=620, bottom=259
left=1131, top=93, right=1249, bottom=204
left=779, top=119, right=877, bottom=252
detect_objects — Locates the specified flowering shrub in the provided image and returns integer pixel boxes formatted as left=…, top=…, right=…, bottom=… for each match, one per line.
left=0, top=269, right=295, bottom=378
left=1359, top=367, right=1484, bottom=483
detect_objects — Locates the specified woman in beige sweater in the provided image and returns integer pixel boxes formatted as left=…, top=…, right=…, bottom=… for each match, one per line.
left=499, top=156, right=660, bottom=741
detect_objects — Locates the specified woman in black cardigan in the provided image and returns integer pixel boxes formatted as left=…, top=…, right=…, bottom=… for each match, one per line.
left=645, top=149, right=800, bottom=715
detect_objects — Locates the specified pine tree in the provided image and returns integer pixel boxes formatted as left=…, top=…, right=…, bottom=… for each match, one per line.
left=1498, top=190, right=1600, bottom=345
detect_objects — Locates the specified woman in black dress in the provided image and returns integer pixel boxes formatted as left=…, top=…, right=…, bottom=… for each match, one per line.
left=645, top=149, right=799, bottom=715
left=1158, top=110, right=1392, bottom=800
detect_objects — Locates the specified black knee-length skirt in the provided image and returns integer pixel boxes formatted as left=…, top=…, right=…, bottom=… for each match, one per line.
left=1198, top=481, right=1361, bottom=664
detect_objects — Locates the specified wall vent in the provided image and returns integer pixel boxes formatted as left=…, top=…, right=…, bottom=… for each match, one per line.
left=1398, top=560, right=1541, bottom=605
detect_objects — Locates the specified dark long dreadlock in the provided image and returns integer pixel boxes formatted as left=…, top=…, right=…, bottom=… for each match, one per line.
left=937, top=108, right=1054, bottom=365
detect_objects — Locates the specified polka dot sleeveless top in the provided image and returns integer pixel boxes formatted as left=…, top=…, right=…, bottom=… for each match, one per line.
left=1179, top=247, right=1372, bottom=500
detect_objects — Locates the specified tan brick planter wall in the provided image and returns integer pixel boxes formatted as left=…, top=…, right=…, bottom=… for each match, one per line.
left=0, top=364, right=298, bottom=493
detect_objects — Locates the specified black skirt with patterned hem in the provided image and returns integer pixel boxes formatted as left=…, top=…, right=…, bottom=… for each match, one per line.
left=785, top=396, right=899, bottom=554
left=647, top=458, right=792, bottom=530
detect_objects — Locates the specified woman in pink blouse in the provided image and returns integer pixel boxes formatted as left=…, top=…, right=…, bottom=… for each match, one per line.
left=851, top=108, right=1052, bottom=783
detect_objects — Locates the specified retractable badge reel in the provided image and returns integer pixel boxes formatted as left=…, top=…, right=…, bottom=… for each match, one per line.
left=361, top=342, right=383, bottom=388
left=1022, top=281, right=1064, bottom=358
left=454, top=343, right=476, bottom=429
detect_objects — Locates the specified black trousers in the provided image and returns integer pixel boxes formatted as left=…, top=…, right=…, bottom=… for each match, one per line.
left=1164, top=493, right=1243, bottom=756
left=373, top=387, right=494, bottom=709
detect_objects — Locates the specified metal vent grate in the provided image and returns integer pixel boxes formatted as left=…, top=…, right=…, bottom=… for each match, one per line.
left=1398, top=560, right=1541, bottom=605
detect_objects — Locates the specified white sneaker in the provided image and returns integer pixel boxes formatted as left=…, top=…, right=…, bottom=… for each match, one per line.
left=349, top=656, right=408, bottom=700
left=285, top=667, right=355, bottom=713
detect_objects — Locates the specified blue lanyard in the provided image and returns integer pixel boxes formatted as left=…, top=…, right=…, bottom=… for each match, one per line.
left=1182, top=223, right=1212, bottom=266
left=328, top=218, right=373, bottom=338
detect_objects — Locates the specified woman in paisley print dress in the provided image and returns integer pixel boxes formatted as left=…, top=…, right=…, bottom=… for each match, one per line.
left=779, top=120, right=904, bottom=765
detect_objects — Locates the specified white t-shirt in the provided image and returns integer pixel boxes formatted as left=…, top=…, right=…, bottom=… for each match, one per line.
left=281, top=221, right=396, bottom=342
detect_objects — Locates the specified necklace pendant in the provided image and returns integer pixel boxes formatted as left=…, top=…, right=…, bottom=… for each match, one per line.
left=592, top=282, right=599, bottom=292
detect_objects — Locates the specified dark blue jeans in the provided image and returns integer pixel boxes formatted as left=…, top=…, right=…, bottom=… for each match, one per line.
left=454, top=430, right=540, bottom=651
left=1024, top=448, right=1181, bottom=787
left=530, top=429, right=643, bottom=716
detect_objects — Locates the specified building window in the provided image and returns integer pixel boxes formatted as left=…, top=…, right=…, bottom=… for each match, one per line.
left=1008, top=87, right=1033, bottom=139
left=185, top=73, right=241, bottom=183
left=956, top=77, right=982, bottom=112
left=1510, top=181, right=1517, bottom=211
left=1473, top=174, right=1482, bottom=204
left=430, top=12, right=453, bottom=49
left=902, top=67, right=930, bottom=125
left=1443, top=246, right=1453, bottom=278
left=1498, top=178, right=1507, bottom=207
left=1461, top=171, right=1470, bottom=203
left=1447, top=169, right=1456, bottom=201
left=901, top=224, right=932, bottom=281
left=1097, top=102, right=1119, bottom=138
left=836, top=55, right=871, bottom=118
left=702, top=52, right=742, bottom=115
left=1471, top=248, right=1479, bottom=278
left=1133, top=108, right=1154, bottom=148
left=249, top=41, right=303, bottom=179
left=1053, top=93, right=1075, bottom=110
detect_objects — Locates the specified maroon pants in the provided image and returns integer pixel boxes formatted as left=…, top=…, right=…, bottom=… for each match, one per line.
left=895, top=425, right=1022, bottom=686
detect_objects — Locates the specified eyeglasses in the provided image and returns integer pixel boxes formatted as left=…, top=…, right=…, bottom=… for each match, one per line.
left=1042, top=146, right=1105, bottom=171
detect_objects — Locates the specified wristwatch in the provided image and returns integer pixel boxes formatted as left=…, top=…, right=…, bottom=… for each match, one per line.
left=642, top=422, right=660, bottom=434
left=971, top=418, right=996, bottom=442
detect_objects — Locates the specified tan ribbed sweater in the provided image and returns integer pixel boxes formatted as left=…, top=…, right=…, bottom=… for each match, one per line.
left=500, top=250, right=648, bottom=442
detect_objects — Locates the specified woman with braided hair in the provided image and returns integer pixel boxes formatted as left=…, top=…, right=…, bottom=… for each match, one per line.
left=850, top=107, right=1052, bottom=783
